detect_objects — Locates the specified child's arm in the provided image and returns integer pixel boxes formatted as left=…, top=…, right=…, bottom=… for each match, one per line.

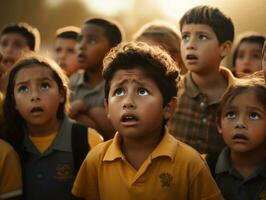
left=87, top=107, right=115, bottom=140
left=0, top=143, right=23, bottom=200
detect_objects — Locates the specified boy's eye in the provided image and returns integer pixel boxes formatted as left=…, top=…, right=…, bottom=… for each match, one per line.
left=181, top=34, right=190, bottom=42
left=114, top=88, right=125, bottom=97
left=225, top=111, right=236, bottom=119
left=252, top=53, right=261, bottom=59
left=88, top=38, right=97, bottom=45
left=198, top=34, right=208, bottom=40
left=138, top=88, right=149, bottom=96
left=17, top=85, right=29, bottom=93
left=249, top=112, right=260, bottom=120
left=40, top=82, right=51, bottom=91
left=13, top=40, right=23, bottom=49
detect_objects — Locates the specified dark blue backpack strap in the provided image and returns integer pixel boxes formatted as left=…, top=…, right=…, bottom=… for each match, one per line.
left=71, top=123, right=90, bottom=174
left=205, top=151, right=220, bottom=178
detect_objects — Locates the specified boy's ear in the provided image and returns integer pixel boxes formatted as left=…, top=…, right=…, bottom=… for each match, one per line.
left=104, top=98, right=111, bottom=119
left=217, top=122, right=223, bottom=135
left=163, top=97, right=177, bottom=120
left=219, top=41, right=232, bottom=58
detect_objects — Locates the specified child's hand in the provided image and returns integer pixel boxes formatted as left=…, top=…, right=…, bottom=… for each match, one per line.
left=69, top=100, right=88, bottom=118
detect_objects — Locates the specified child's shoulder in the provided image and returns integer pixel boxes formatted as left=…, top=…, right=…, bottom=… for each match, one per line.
left=0, top=139, right=14, bottom=154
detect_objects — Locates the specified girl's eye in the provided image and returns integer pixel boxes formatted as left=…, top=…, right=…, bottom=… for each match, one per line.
left=225, top=111, right=236, bottom=119
left=199, top=34, right=208, bottom=40
left=138, top=88, right=149, bottom=96
left=249, top=112, right=260, bottom=120
left=114, top=88, right=125, bottom=97
left=18, top=85, right=29, bottom=93
left=40, top=82, right=51, bottom=91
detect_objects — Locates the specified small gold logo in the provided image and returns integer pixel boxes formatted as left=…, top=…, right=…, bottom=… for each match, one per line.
left=159, top=172, right=173, bottom=188
left=53, top=163, right=74, bottom=181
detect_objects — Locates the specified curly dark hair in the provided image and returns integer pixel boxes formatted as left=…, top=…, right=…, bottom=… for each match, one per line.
left=103, top=41, right=180, bottom=107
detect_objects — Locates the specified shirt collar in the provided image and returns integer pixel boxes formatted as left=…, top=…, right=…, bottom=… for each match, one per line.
left=103, top=129, right=177, bottom=162
left=185, top=66, right=236, bottom=98
left=215, top=147, right=232, bottom=174
left=24, top=116, right=73, bottom=154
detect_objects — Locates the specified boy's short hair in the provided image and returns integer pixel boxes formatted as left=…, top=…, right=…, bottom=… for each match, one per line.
left=84, top=18, right=123, bottom=48
left=55, top=26, right=80, bottom=40
left=133, top=20, right=180, bottom=53
left=232, top=33, right=265, bottom=66
left=103, top=42, right=179, bottom=107
left=180, top=5, right=234, bottom=44
left=0, top=22, right=40, bottom=51
left=216, top=73, right=266, bottom=124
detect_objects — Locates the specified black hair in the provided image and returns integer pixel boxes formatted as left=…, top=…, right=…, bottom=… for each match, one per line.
left=180, top=5, right=234, bottom=44
left=0, top=22, right=40, bottom=51
left=84, top=18, right=123, bottom=47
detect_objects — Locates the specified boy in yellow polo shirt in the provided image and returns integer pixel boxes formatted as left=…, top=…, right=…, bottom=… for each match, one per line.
left=71, top=42, right=223, bottom=200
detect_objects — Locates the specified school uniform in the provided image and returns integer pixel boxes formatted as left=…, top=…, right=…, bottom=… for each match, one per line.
left=215, top=148, right=266, bottom=200
left=23, top=116, right=102, bottom=200
left=72, top=130, right=223, bottom=200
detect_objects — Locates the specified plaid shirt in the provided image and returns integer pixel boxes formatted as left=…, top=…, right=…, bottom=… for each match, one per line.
left=168, top=67, right=235, bottom=154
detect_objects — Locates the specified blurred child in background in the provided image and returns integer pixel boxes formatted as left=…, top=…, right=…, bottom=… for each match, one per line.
left=54, top=26, right=81, bottom=77
left=0, top=22, right=40, bottom=92
left=232, top=33, right=265, bottom=78
left=69, top=18, right=123, bottom=140
left=133, top=20, right=186, bottom=74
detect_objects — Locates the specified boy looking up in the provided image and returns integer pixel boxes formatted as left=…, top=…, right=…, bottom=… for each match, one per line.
left=71, top=42, right=223, bottom=200
left=168, top=5, right=235, bottom=154
left=69, top=18, right=123, bottom=140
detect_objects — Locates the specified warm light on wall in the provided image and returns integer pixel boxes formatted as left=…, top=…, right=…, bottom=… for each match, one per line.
left=155, top=0, right=209, bottom=20
left=81, top=0, right=135, bottom=16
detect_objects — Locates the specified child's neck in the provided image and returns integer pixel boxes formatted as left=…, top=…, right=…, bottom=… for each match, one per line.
left=230, top=150, right=266, bottom=178
left=191, top=70, right=227, bottom=102
left=27, top=119, right=61, bottom=137
left=85, top=69, right=103, bottom=87
left=121, top=131, right=163, bottom=170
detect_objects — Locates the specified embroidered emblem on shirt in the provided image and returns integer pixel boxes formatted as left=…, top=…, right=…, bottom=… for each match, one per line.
left=53, top=163, right=74, bottom=181
left=159, top=172, right=173, bottom=187
left=259, top=191, right=266, bottom=200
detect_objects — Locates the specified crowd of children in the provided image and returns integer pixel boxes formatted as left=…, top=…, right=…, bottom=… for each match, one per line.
left=0, top=4, right=265, bottom=200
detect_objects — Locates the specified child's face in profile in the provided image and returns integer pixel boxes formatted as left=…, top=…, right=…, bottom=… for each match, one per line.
left=218, top=91, right=266, bottom=154
left=0, top=32, right=30, bottom=71
left=14, top=65, right=65, bottom=130
left=77, top=24, right=111, bottom=72
left=180, top=24, right=226, bottom=73
left=235, top=42, right=263, bottom=78
left=54, top=38, right=80, bottom=77
left=105, top=67, right=170, bottom=139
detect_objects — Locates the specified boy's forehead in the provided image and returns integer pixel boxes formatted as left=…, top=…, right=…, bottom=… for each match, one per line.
left=111, top=68, right=152, bottom=84
left=181, top=23, right=215, bottom=34
left=0, top=32, right=28, bottom=43
left=81, top=24, right=106, bottom=36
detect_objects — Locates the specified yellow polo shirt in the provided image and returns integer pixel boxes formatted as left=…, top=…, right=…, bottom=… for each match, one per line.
left=72, top=131, right=223, bottom=200
left=0, top=139, right=22, bottom=199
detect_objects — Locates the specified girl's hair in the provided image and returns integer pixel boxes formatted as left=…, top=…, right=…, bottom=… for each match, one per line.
left=216, top=73, right=266, bottom=125
left=3, top=53, right=69, bottom=158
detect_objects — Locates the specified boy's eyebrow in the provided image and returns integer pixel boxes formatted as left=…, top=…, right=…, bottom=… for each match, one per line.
left=112, top=79, right=147, bottom=87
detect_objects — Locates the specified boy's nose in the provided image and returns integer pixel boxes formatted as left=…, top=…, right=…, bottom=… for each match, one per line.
left=122, top=95, right=136, bottom=110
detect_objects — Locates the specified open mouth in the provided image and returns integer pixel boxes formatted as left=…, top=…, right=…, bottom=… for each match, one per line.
left=121, top=114, right=139, bottom=125
left=186, top=54, right=198, bottom=60
left=232, top=133, right=248, bottom=142
left=31, top=106, right=44, bottom=114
